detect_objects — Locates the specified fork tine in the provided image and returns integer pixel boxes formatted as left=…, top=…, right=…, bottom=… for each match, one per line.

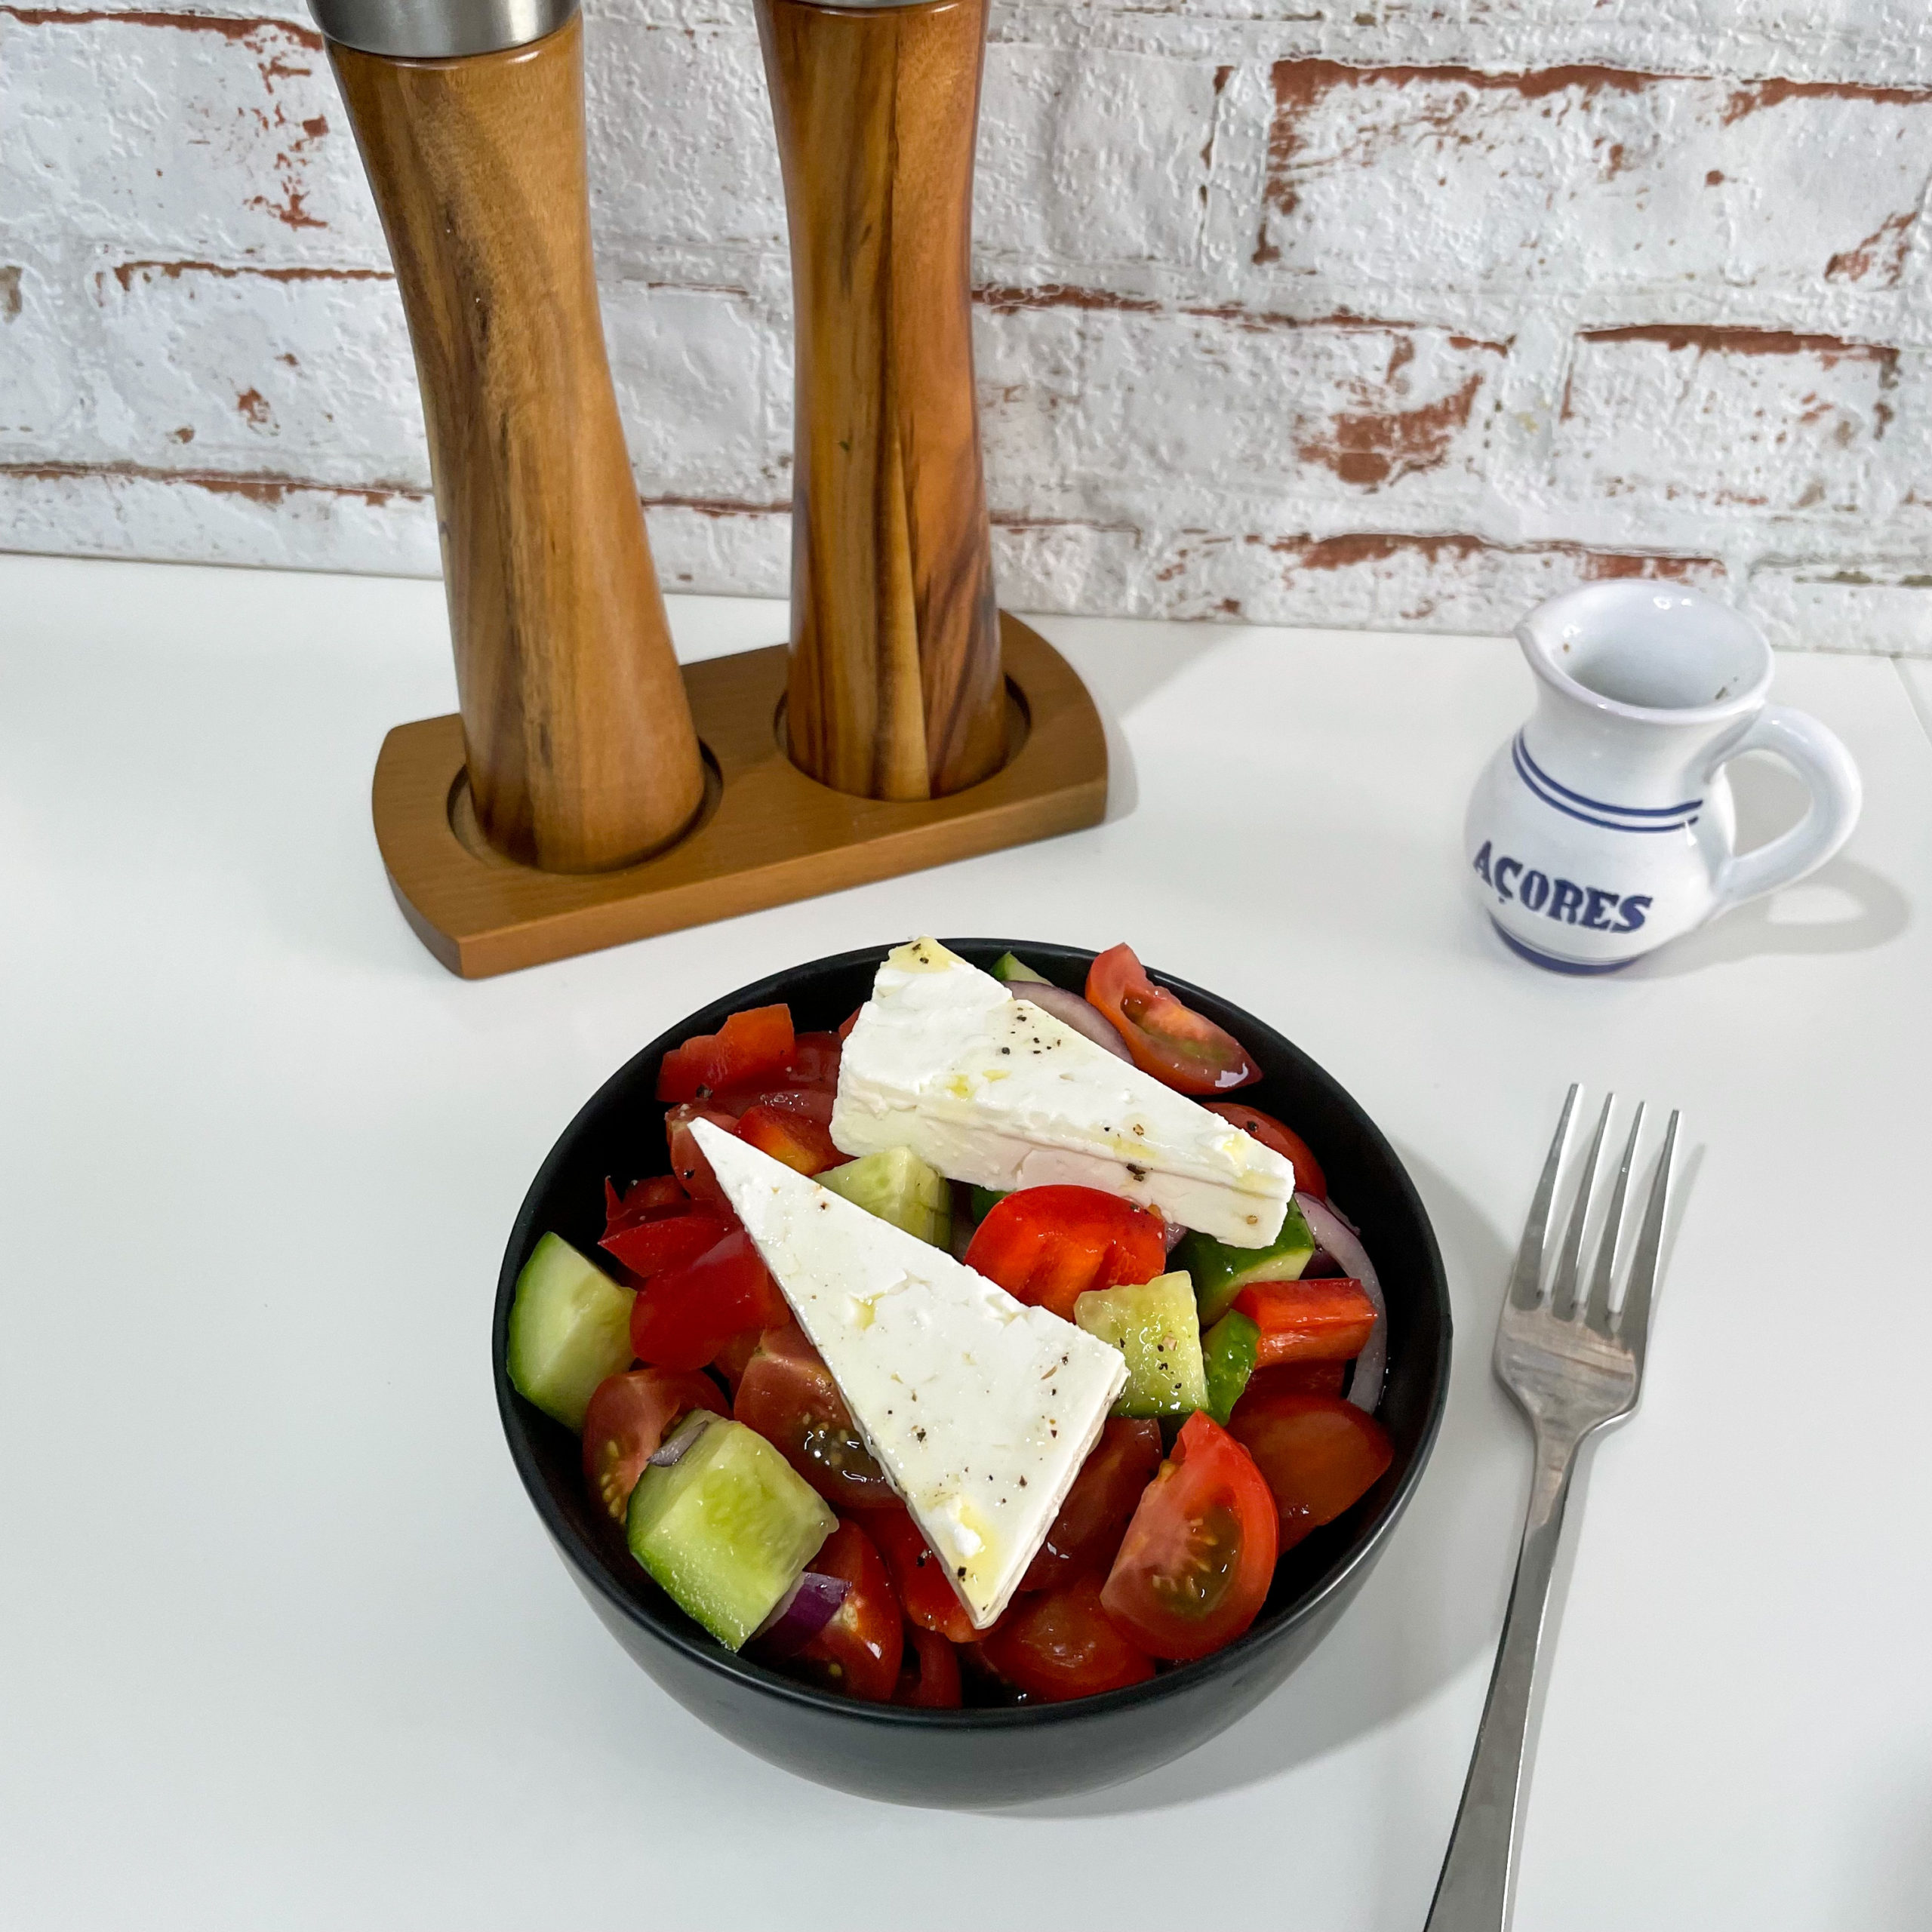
left=1583, top=1101, right=1646, bottom=1337
left=1551, top=1092, right=1614, bottom=1316
left=1510, top=1084, right=1580, bottom=1309
left=1617, top=1109, right=1681, bottom=1368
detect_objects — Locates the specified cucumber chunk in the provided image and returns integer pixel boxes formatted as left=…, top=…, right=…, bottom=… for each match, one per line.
left=506, top=1233, right=636, bottom=1431
left=817, top=1146, right=951, bottom=1248
left=968, top=1185, right=1008, bottom=1226
left=1074, top=1271, right=1209, bottom=1419
left=1175, top=1201, right=1316, bottom=1326
left=1201, top=1310, right=1260, bottom=1425
left=990, top=951, right=1051, bottom=986
left=626, top=1417, right=836, bottom=1649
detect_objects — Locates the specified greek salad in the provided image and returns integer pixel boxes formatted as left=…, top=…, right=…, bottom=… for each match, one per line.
left=508, top=939, right=1394, bottom=1706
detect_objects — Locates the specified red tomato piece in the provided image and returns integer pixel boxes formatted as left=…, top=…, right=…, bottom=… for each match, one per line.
left=869, top=1506, right=975, bottom=1643
left=628, top=1225, right=787, bottom=1371
left=664, top=1102, right=739, bottom=1204
left=580, top=1368, right=728, bottom=1522
left=735, top=1102, right=850, bottom=1177
left=1238, top=1360, right=1346, bottom=1407
left=1204, top=1101, right=1327, bottom=1201
left=836, top=1006, right=863, bottom=1042
left=962, top=1186, right=1167, bottom=1321
left=1100, top=1411, right=1278, bottom=1662
left=603, top=1173, right=689, bottom=1232
left=1228, top=1392, right=1393, bottom=1552
left=1019, top=1417, right=1163, bottom=1592
left=1084, top=944, right=1259, bottom=1095
left=734, top=1322, right=897, bottom=1510
left=709, top=1324, right=764, bottom=1397
left=894, top=1625, right=964, bottom=1709
left=600, top=1208, right=729, bottom=1281
left=785, top=1030, right=843, bottom=1089
left=1233, top=1277, right=1377, bottom=1367
left=657, top=1004, right=796, bottom=1103
left=793, top=1521, right=903, bottom=1703
left=981, top=1574, right=1155, bottom=1702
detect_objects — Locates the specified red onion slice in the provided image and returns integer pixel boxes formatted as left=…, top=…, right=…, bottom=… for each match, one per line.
left=647, top=1410, right=715, bottom=1468
left=1011, top=984, right=1134, bottom=1063
left=752, top=1570, right=851, bottom=1658
left=1297, top=1192, right=1386, bottom=1414
left=1163, top=1215, right=1188, bottom=1256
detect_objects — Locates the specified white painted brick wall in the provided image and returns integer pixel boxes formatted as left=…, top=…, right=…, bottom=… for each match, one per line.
left=3, top=0, right=1930, bottom=649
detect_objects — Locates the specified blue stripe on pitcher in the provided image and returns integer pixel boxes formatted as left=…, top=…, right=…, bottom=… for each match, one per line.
left=1512, top=734, right=1700, bottom=834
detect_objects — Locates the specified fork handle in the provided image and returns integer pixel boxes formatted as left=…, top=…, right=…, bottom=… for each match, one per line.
left=1425, top=1429, right=1579, bottom=1932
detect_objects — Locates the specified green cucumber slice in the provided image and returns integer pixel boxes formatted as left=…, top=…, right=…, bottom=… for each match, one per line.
left=1175, top=1200, right=1316, bottom=1326
left=968, top=1185, right=1008, bottom=1226
left=990, top=951, right=1051, bottom=986
left=817, top=1146, right=951, bottom=1248
left=506, top=1233, right=636, bottom=1431
left=1073, top=1271, right=1209, bottom=1419
left=1201, top=1310, right=1260, bottom=1426
left=626, top=1417, right=836, bottom=1649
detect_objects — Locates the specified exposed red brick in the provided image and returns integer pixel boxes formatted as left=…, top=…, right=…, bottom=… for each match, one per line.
left=0, top=265, right=20, bottom=321
left=1577, top=323, right=1900, bottom=373
left=1256, top=531, right=1720, bottom=581
left=641, top=494, right=787, bottom=518
left=104, top=259, right=394, bottom=294
left=0, top=5, right=321, bottom=48
left=235, top=387, right=271, bottom=426
left=974, top=284, right=1161, bottom=315
left=0, top=459, right=421, bottom=507
left=1297, top=372, right=1486, bottom=488
left=1265, top=60, right=1666, bottom=216
left=1824, top=211, right=1917, bottom=286
left=1721, top=76, right=1932, bottom=125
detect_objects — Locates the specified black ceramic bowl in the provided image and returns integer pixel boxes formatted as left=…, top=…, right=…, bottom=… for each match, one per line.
left=494, top=940, right=1450, bottom=1807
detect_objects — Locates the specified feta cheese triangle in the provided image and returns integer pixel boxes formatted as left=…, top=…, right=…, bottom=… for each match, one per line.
left=691, top=1117, right=1128, bottom=1630
left=830, top=938, right=1294, bottom=1247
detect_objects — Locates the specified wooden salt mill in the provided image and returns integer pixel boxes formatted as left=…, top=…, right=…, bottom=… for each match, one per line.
left=336, top=0, right=1105, bottom=977
left=758, top=0, right=1008, bottom=802
left=314, top=0, right=706, bottom=873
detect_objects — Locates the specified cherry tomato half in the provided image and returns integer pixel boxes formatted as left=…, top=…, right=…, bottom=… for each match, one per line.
left=791, top=1521, right=903, bottom=1703
left=628, top=1224, right=787, bottom=1371
left=1100, top=1410, right=1278, bottom=1661
left=604, top=1174, right=688, bottom=1230
left=962, top=1186, right=1167, bottom=1321
left=664, top=1102, right=739, bottom=1205
left=1228, top=1392, right=1393, bottom=1552
left=601, top=1206, right=730, bottom=1281
left=869, top=1505, right=975, bottom=1643
left=734, top=1321, right=897, bottom=1510
left=580, top=1368, right=728, bottom=1523
left=1238, top=1360, right=1346, bottom=1406
left=1020, top=1417, right=1163, bottom=1592
left=657, top=1004, right=795, bottom=1103
left=735, top=1100, right=849, bottom=1177
left=1233, top=1277, right=1378, bottom=1367
left=982, top=1574, right=1155, bottom=1701
left=1204, top=1101, right=1327, bottom=1201
left=894, top=1625, right=964, bottom=1709
left=1085, top=944, right=1258, bottom=1094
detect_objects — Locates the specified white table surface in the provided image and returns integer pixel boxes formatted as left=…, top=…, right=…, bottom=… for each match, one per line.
left=5, top=553, right=1929, bottom=1930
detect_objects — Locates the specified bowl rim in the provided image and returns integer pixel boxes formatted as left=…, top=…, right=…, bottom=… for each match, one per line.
left=494, top=937, right=1453, bottom=1732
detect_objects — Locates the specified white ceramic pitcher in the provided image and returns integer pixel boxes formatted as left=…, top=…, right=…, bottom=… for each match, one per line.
left=1465, top=583, right=1862, bottom=973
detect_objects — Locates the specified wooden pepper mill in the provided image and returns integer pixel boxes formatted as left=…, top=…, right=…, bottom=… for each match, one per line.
left=758, top=0, right=1008, bottom=801
left=348, top=0, right=1106, bottom=977
left=315, top=0, right=706, bottom=872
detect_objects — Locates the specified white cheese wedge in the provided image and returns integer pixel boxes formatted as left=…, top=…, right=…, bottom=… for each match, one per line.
left=691, top=1118, right=1127, bottom=1629
left=829, top=938, right=1294, bottom=1247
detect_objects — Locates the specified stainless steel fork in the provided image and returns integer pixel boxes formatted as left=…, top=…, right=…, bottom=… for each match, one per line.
left=1424, top=1085, right=1681, bottom=1932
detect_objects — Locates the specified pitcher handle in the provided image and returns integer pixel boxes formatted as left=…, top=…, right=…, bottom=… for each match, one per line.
left=1709, top=705, right=1862, bottom=913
